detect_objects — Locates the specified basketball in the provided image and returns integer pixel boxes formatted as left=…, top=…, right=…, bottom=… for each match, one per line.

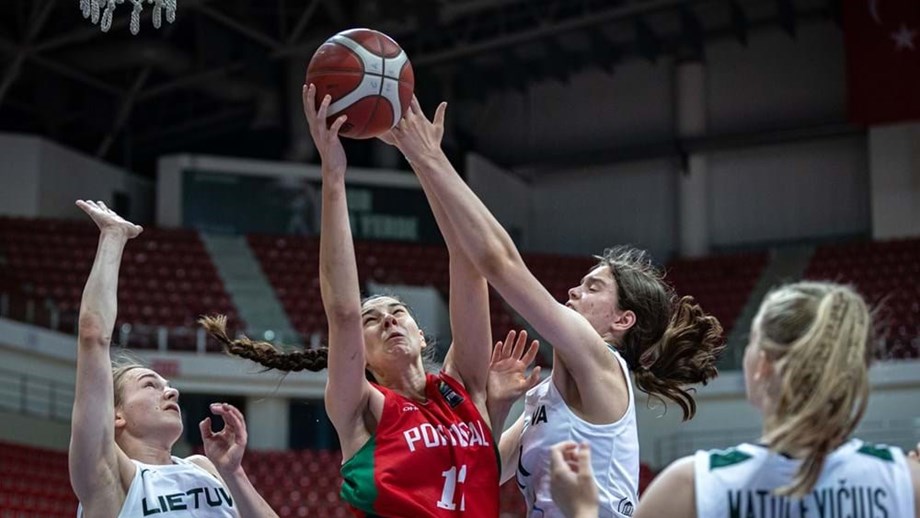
left=305, top=28, right=414, bottom=140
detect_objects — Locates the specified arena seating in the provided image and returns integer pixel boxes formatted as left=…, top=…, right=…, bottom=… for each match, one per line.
left=246, top=234, right=597, bottom=351
left=242, top=449, right=349, bottom=517
left=804, top=238, right=920, bottom=359
left=0, top=216, right=241, bottom=351
left=4, top=216, right=917, bottom=361
left=244, top=234, right=322, bottom=340
left=664, top=252, right=769, bottom=337
left=0, top=441, right=76, bottom=518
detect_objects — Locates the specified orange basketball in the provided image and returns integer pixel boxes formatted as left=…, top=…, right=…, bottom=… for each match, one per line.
left=306, top=28, right=415, bottom=140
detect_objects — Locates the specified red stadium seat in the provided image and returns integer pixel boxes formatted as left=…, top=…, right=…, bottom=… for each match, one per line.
left=0, top=441, right=78, bottom=518
left=804, top=238, right=920, bottom=359
left=0, top=216, right=243, bottom=351
left=666, top=252, right=768, bottom=337
left=250, top=232, right=595, bottom=355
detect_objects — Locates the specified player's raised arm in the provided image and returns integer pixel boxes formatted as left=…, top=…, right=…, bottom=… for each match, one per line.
left=69, top=200, right=142, bottom=513
left=303, top=85, right=376, bottom=446
left=385, top=99, right=618, bottom=382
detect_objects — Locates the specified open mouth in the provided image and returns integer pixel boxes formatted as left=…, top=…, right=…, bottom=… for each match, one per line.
left=163, top=404, right=180, bottom=413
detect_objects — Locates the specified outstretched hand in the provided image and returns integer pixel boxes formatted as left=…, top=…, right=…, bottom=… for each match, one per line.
left=487, top=329, right=542, bottom=407
left=378, top=96, right=447, bottom=164
left=302, top=83, right=349, bottom=176
left=200, top=403, right=248, bottom=476
left=76, top=199, right=142, bottom=239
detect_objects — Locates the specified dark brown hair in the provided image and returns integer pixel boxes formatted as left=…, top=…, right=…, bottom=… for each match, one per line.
left=199, top=315, right=328, bottom=372
left=597, top=245, right=725, bottom=421
left=199, top=295, right=435, bottom=381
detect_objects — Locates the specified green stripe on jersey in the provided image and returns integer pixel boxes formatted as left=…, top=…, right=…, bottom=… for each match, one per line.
left=857, top=443, right=894, bottom=462
left=340, top=435, right=379, bottom=513
left=709, top=449, right=753, bottom=470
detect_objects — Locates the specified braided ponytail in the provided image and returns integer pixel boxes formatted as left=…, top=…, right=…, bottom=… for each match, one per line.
left=199, top=315, right=329, bottom=372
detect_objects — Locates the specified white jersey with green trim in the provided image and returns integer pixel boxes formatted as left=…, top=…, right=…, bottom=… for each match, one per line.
left=77, top=456, right=239, bottom=518
left=516, top=347, right=639, bottom=518
left=694, top=439, right=915, bottom=518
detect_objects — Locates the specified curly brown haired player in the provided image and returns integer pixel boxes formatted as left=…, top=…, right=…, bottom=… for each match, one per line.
left=378, top=96, right=724, bottom=518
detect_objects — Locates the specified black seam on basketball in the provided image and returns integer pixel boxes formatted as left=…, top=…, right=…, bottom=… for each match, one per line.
left=306, top=68, right=366, bottom=76
left=397, top=61, right=413, bottom=88
left=366, top=31, right=388, bottom=137
left=353, top=55, right=388, bottom=138
left=323, top=42, right=368, bottom=105
left=371, top=32, right=385, bottom=58
left=312, top=68, right=390, bottom=83
left=349, top=34, right=387, bottom=138
left=321, top=33, right=398, bottom=137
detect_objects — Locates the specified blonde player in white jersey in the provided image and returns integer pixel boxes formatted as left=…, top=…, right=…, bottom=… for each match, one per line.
left=635, top=281, right=920, bottom=518
left=69, top=200, right=278, bottom=518
left=378, top=98, right=725, bottom=518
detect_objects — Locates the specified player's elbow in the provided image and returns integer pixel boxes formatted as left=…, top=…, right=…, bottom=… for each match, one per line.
left=77, top=313, right=110, bottom=348
left=475, top=242, right=521, bottom=283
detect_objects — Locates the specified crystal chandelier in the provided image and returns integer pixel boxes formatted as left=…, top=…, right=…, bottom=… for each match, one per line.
left=80, top=0, right=177, bottom=35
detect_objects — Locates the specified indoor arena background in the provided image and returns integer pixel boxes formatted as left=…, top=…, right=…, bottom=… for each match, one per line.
left=1, top=0, right=919, bottom=517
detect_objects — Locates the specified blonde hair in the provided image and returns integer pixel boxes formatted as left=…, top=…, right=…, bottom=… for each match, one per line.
left=112, top=351, right=147, bottom=408
left=754, top=281, right=873, bottom=497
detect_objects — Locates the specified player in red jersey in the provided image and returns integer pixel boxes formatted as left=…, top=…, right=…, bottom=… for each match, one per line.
left=201, top=85, right=540, bottom=517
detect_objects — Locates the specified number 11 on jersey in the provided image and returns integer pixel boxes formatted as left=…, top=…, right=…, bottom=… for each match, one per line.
left=437, top=465, right=467, bottom=511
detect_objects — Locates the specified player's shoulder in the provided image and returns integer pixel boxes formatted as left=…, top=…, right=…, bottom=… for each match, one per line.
left=183, top=455, right=221, bottom=478
left=848, top=440, right=903, bottom=464
left=697, top=443, right=760, bottom=473
left=663, top=455, right=696, bottom=481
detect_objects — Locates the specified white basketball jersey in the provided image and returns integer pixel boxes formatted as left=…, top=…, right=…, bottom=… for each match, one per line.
left=77, top=456, right=239, bottom=518
left=517, top=348, right=639, bottom=518
left=694, top=439, right=915, bottom=518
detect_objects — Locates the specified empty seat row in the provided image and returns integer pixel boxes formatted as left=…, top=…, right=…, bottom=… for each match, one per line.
left=665, top=252, right=768, bottom=336
left=0, top=216, right=243, bottom=348
left=805, top=238, right=920, bottom=359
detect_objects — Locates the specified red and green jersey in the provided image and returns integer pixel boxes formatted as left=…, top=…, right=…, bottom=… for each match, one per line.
left=340, top=372, right=500, bottom=518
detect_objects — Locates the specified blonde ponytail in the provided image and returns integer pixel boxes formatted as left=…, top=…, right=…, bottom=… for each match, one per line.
left=755, top=283, right=872, bottom=497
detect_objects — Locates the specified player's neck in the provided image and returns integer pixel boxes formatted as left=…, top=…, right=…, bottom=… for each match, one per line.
left=380, top=366, right=428, bottom=402
left=117, top=434, right=175, bottom=465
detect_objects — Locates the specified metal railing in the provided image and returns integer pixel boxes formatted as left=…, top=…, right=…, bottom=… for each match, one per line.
left=0, top=366, right=74, bottom=423
left=0, top=291, right=320, bottom=353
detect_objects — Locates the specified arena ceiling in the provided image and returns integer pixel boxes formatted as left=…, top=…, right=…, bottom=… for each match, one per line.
left=0, top=0, right=839, bottom=176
